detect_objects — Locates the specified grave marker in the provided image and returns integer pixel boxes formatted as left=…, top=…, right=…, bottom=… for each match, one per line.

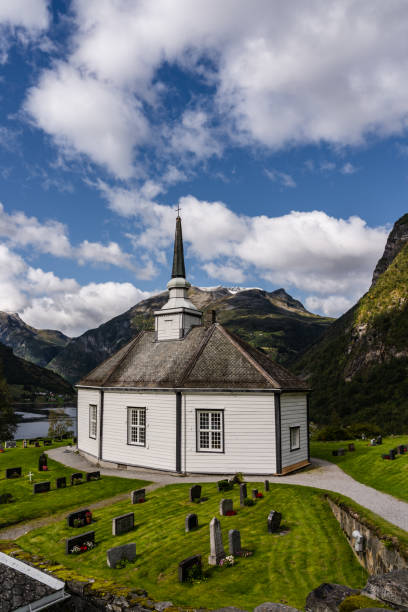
left=130, top=488, right=145, bottom=504
left=185, top=513, right=198, bottom=532
left=112, top=512, right=134, bottom=536
left=71, top=472, right=83, bottom=485
left=252, top=489, right=258, bottom=499
left=23, top=440, right=27, bottom=448
left=228, top=529, right=241, bottom=555
left=348, top=443, right=355, bottom=452
left=38, top=453, right=47, bottom=471
left=67, top=508, right=91, bottom=528
left=33, top=481, right=51, bottom=494
left=56, top=477, right=67, bottom=488
left=86, top=471, right=100, bottom=482
left=66, top=530, right=95, bottom=554
left=208, top=517, right=225, bottom=565
left=264, top=480, right=270, bottom=492
left=240, top=483, right=247, bottom=507
left=178, top=555, right=202, bottom=583
left=267, top=510, right=282, bottom=533
left=220, top=498, right=233, bottom=516
left=189, top=484, right=202, bottom=502
left=377, top=435, right=383, bottom=445
left=6, top=467, right=21, bottom=479
left=107, top=543, right=136, bottom=568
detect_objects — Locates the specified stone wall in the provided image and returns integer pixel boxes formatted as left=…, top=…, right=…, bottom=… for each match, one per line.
left=327, top=496, right=407, bottom=575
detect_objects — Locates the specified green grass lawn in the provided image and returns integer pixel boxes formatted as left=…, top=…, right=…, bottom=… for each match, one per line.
left=311, top=436, right=408, bottom=502
left=16, top=482, right=367, bottom=610
left=0, top=441, right=149, bottom=529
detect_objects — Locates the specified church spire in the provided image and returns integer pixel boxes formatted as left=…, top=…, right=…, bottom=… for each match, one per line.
left=171, top=215, right=186, bottom=278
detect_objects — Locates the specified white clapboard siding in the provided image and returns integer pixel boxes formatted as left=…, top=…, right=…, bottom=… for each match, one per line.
left=183, top=393, right=276, bottom=474
left=280, top=393, right=308, bottom=469
left=77, top=388, right=100, bottom=458
left=156, top=315, right=181, bottom=341
left=102, top=391, right=176, bottom=470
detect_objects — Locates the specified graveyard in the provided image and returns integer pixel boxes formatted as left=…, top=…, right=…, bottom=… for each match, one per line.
left=0, top=440, right=149, bottom=529
left=13, top=481, right=369, bottom=610
left=310, top=435, right=408, bottom=503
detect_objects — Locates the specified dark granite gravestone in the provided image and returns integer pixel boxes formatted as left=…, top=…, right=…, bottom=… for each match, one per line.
left=70, top=472, right=83, bottom=485
left=240, top=483, right=247, bottom=507
left=228, top=529, right=241, bottom=555
left=398, top=445, right=406, bottom=455
left=107, top=543, right=136, bottom=568
left=220, top=499, right=233, bottom=516
left=67, top=508, right=91, bottom=528
left=377, top=435, right=382, bottom=445
left=338, top=448, right=346, bottom=456
left=267, top=510, right=282, bottom=533
left=0, top=493, right=13, bottom=504
left=252, top=489, right=258, bottom=499
left=35, top=442, right=40, bottom=447
left=6, top=467, right=21, bottom=479
left=178, top=555, right=202, bottom=583
left=33, top=481, right=51, bottom=494
left=86, top=471, right=100, bottom=482
left=217, top=479, right=232, bottom=492
left=56, top=477, right=66, bottom=489
left=189, top=484, right=202, bottom=502
left=348, top=443, right=355, bottom=452
left=264, top=480, right=270, bottom=491
left=112, top=512, right=134, bottom=536
left=389, top=449, right=396, bottom=460
left=66, top=530, right=95, bottom=554
left=332, top=450, right=338, bottom=456
left=130, top=488, right=145, bottom=504
left=29, top=439, right=36, bottom=445
left=38, top=453, right=47, bottom=471
left=185, top=513, right=198, bottom=532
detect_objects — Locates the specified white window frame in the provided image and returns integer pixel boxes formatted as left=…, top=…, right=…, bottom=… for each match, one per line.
left=127, top=407, right=146, bottom=447
left=89, top=405, right=97, bottom=439
left=290, top=426, right=300, bottom=451
left=196, top=410, right=224, bottom=453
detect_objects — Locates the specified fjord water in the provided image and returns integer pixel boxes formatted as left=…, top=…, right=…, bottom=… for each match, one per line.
left=13, top=405, right=77, bottom=439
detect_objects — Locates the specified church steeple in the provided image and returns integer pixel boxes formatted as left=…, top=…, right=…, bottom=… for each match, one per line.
left=154, top=213, right=202, bottom=341
left=171, top=216, right=186, bottom=279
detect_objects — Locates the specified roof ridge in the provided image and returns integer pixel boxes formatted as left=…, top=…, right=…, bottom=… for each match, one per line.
left=216, top=324, right=280, bottom=388
left=100, top=331, right=145, bottom=386
left=178, top=324, right=217, bottom=386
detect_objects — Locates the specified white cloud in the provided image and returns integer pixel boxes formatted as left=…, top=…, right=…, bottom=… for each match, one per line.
left=169, top=110, right=222, bottom=159
left=76, top=240, right=134, bottom=270
left=305, top=295, right=354, bottom=318
left=265, top=168, right=296, bottom=188
left=320, top=161, right=336, bottom=171
left=0, top=0, right=50, bottom=63
left=340, top=162, right=358, bottom=175
left=203, top=262, right=246, bottom=284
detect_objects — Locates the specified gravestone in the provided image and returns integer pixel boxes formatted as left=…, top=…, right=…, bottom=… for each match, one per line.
left=43, top=440, right=52, bottom=446
left=6, top=467, right=21, bottom=478
left=348, top=443, right=355, bottom=452
left=398, top=445, right=406, bottom=455
left=33, top=481, right=51, bottom=494
left=267, top=510, right=282, bottom=533
left=178, top=555, right=202, bottom=583
left=185, top=513, right=198, bottom=532
left=56, top=476, right=67, bottom=488
left=240, top=483, right=247, bottom=507
left=35, top=441, right=40, bottom=447
left=377, top=435, right=383, bottom=445
left=389, top=449, right=396, bottom=460
left=107, top=543, right=136, bottom=568
left=264, top=480, right=270, bottom=492
left=190, top=484, right=202, bottom=502
left=23, top=440, right=27, bottom=448
left=220, top=498, right=233, bottom=516
left=66, top=530, right=95, bottom=554
left=67, top=508, right=91, bottom=528
left=29, top=439, right=36, bottom=445
left=38, top=453, right=47, bottom=471
left=112, top=512, right=134, bottom=536
left=5, top=441, right=16, bottom=448
left=338, top=448, right=346, bottom=456
left=370, top=438, right=377, bottom=446
left=228, top=529, right=241, bottom=555
left=86, top=471, right=100, bottom=481
left=71, top=472, right=83, bottom=485
left=208, top=517, right=225, bottom=565
left=252, top=489, right=258, bottom=499
left=130, top=488, right=145, bottom=504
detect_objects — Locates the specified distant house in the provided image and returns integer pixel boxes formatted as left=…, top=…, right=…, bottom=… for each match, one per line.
left=76, top=216, right=310, bottom=475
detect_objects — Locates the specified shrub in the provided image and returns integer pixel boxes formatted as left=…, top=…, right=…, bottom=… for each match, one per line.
left=317, top=425, right=349, bottom=441
left=244, top=498, right=255, bottom=506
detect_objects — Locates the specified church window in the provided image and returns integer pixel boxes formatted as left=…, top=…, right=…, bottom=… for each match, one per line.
left=89, top=405, right=97, bottom=439
left=127, top=407, right=146, bottom=446
left=290, top=426, right=300, bottom=451
left=197, top=410, right=224, bottom=452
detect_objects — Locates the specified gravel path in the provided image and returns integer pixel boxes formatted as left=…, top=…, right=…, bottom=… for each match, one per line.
left=1, top=446, right=407, bottom=540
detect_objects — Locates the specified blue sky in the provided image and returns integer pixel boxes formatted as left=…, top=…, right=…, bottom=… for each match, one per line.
left=0, top=0, right=407, bottom=336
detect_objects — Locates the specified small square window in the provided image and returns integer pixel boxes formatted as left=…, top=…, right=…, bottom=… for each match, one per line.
left=290, top=426, right=300, bottom=451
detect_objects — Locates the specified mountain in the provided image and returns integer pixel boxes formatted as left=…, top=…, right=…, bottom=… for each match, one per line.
left=0, top=312, right=70, bottom=367
left=0, top=340, right=73, bottom=395
left=294, top=213, right=408, bottom=432
left=48, top=286, right=332, bottom=384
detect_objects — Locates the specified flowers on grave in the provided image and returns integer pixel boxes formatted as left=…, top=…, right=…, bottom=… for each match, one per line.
left=42, top=466, right=48, bottom=471
left=73, top=518, right=84, bottom=527
left=85, top=511, right=92, bottom=524
left=138, top=498, right=145, bottom=503
left=256, top=492, right=264, bottom=499
left=236, top=550, right=253, bottom=558
left=70, top=541, right=95, bottom=554
left=225, top=510, right=237, bottom=516
left=219, top=555, right=234, bottom=567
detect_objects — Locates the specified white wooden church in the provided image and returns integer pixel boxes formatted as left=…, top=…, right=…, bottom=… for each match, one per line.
left=76, top=216, right=310, bottom=475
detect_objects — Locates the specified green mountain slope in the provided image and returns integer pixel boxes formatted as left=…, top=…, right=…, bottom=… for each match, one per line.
left=0, top=312, right=70, bottom=366
left=295, top=214, right=408, bottom=432
left=0, top=341, right=73, bottom=395
left=48, top=286, right=332, bottom=383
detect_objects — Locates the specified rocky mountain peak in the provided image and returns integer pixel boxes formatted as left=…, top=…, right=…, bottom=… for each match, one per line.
left=371, top=213, right=408, bottom=287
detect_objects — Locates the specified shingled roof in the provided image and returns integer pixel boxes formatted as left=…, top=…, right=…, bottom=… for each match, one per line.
left=77, top=323, right=308, bottom=391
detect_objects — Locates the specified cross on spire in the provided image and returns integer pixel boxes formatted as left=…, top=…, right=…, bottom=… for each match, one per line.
left=176, top=204, right=182, bottom=217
